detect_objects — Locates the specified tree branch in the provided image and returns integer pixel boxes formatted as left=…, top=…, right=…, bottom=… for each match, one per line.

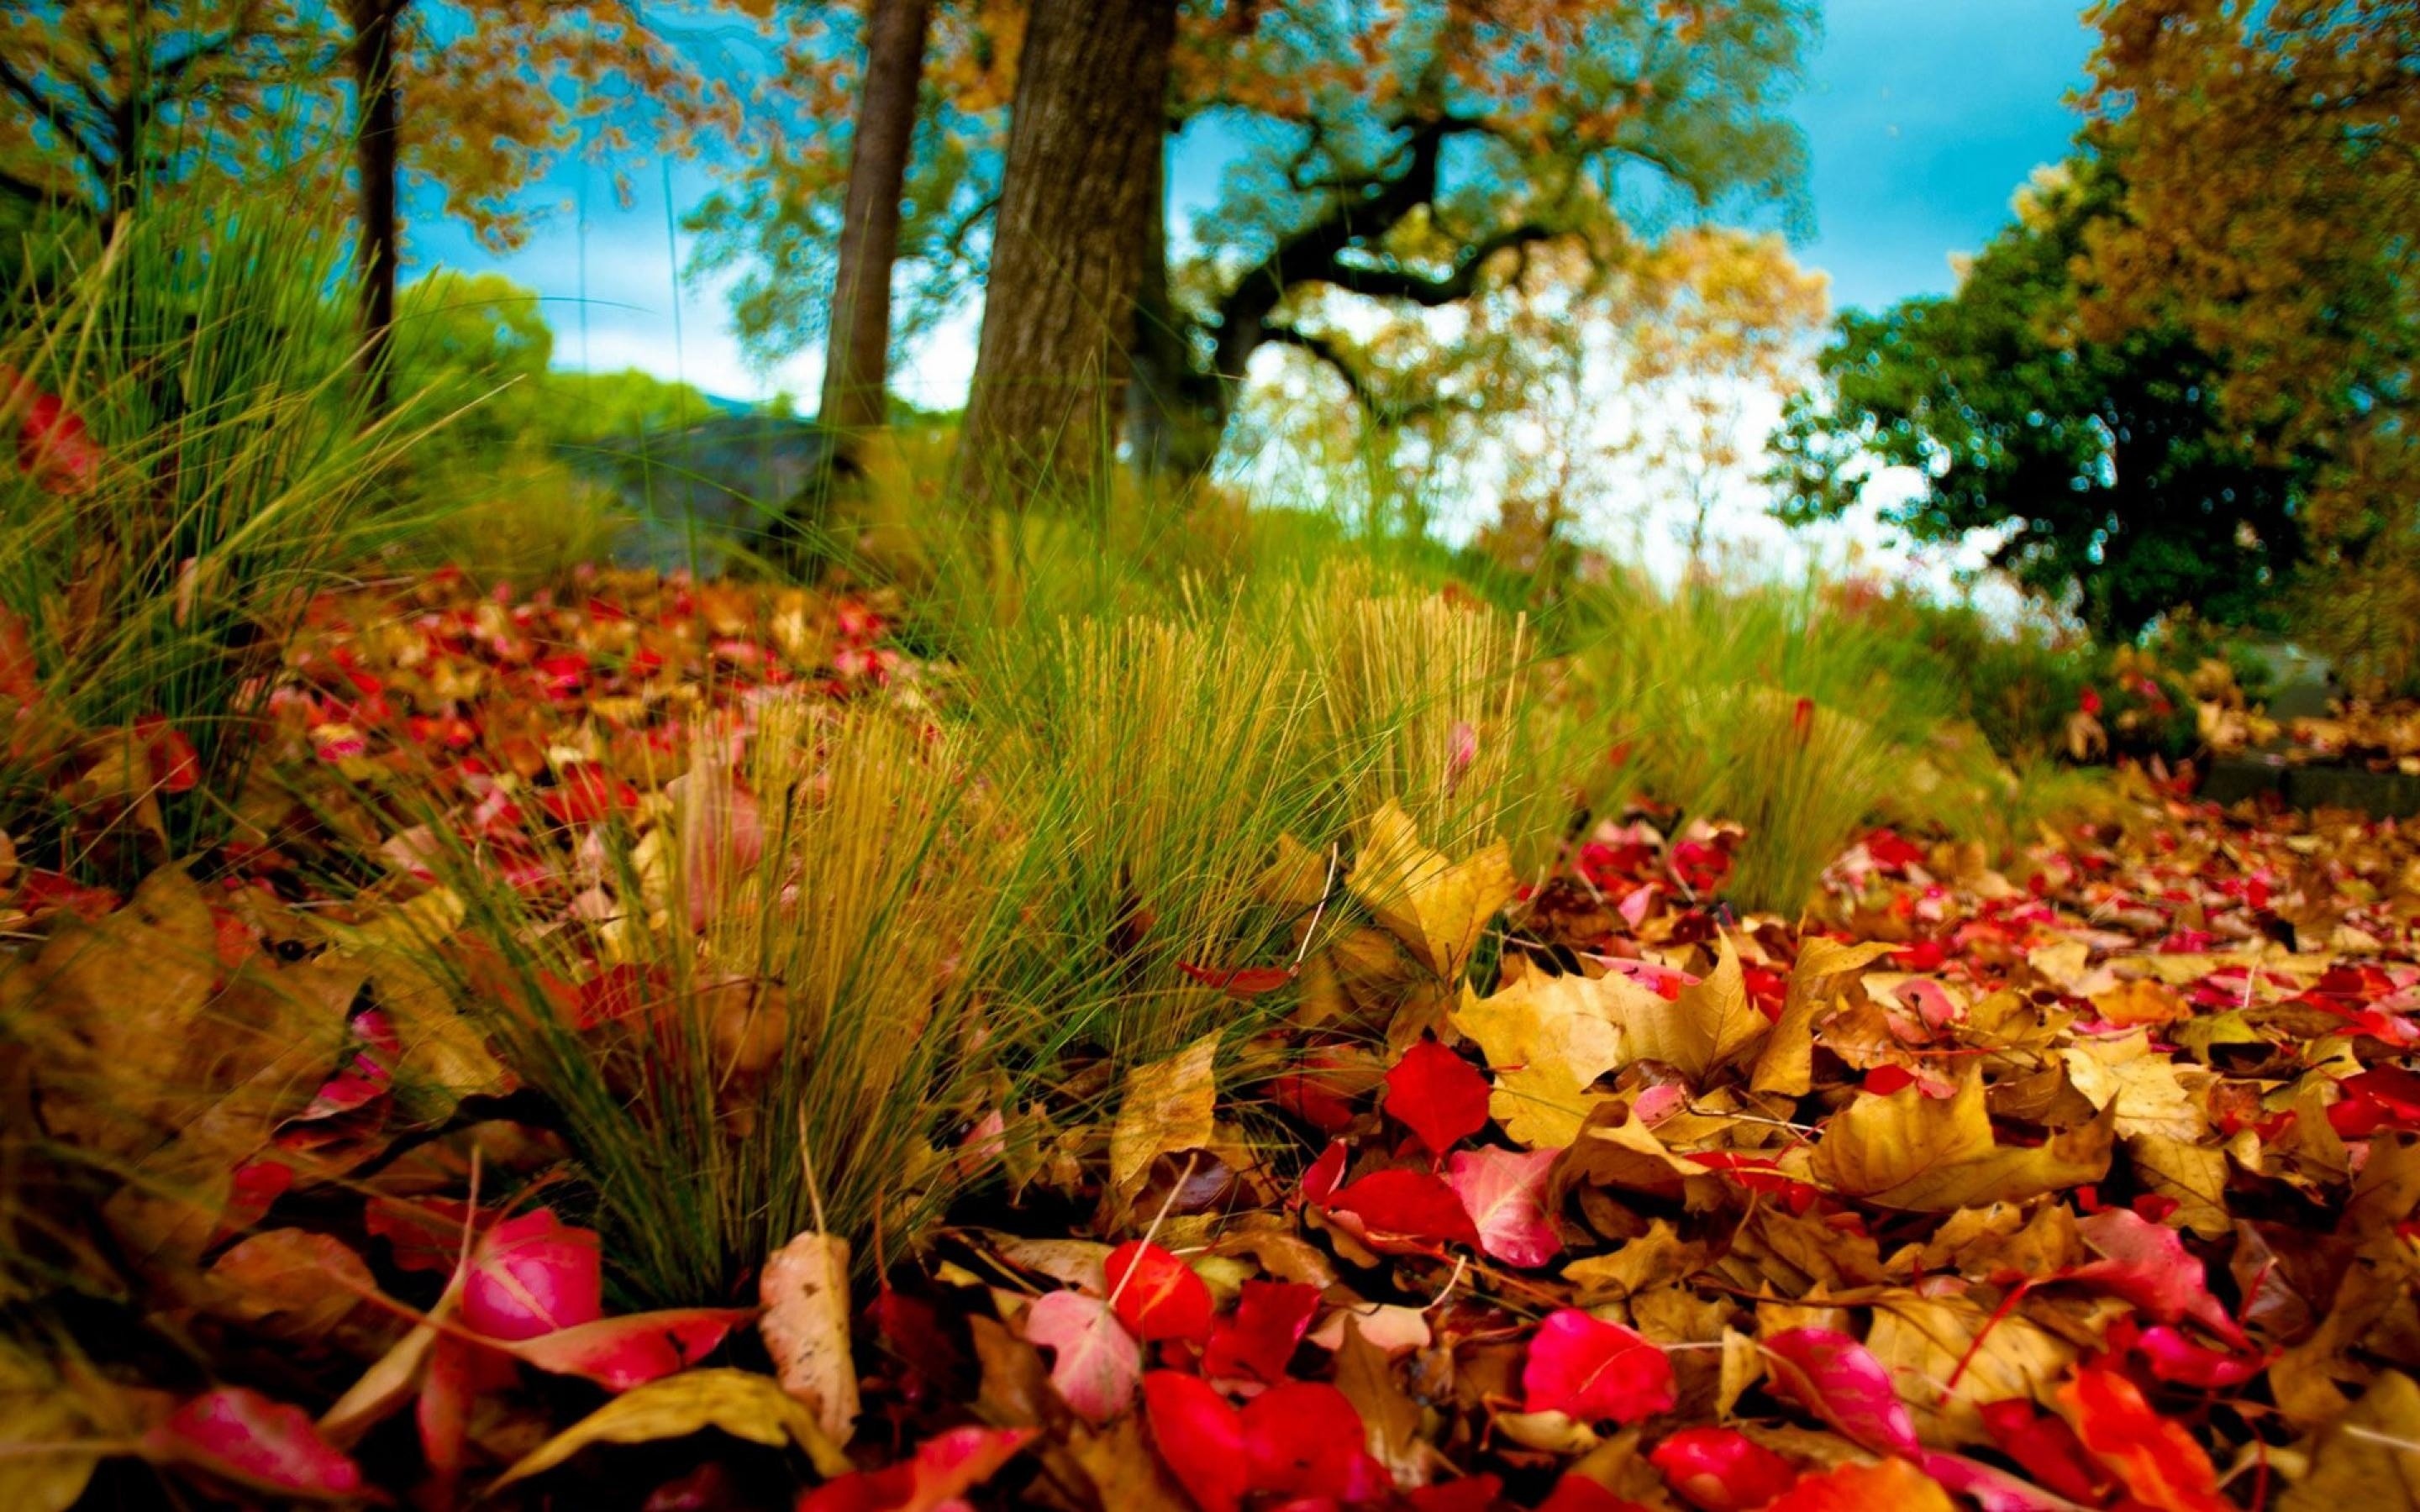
left=0, top=55, right=109, bottom=186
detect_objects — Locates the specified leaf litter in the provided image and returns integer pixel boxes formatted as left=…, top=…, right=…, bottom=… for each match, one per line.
left=0, top=570, right=2416, bottom=1509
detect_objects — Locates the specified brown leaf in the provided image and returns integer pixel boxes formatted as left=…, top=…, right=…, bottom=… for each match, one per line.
left=1621, top=934, right=1769, bottom=1085
left=1335, top=1318, right=1433, bottom=1488
left=1753, top=937, right=1894, bottom=1097
left=492, top=1369, right=850, bottom=1488
left=2281, top=1369, right=2420, bottom=1511
left=1108, top=1032, right=1221, bottom=1203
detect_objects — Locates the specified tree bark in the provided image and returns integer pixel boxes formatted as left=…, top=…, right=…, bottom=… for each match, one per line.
left=818, top=0, right=929, bottom=449
left=347, top=0, right=405, bottom=417
left=955, top=0, right=1175, bottom=511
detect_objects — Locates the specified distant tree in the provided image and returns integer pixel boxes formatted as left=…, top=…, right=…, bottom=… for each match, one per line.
left=2083, top=0, right=2420, bottom=685
left=698, top=0, right=1817, bottom=484
left=0, top=2, right=303, bottom=228
left=955, top=0, right=1175, bottom=507
left=1768, top=155, right=2311, bottom=641
left=818, top=0, right=933, bottom=453
left=335, top=0, right=772, bottom=412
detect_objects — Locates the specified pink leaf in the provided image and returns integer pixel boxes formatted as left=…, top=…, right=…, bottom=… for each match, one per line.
left=1446, top=1145, right=1564, bottom=1268
left=1023, top=1289, right=1140, bottom=1425
left=503, top=1307, right=753, bottom=1390
left=1523, top=1310, right=1675, bottom=1425
left=462, top=1207, right=603, bottom=1341
left=145, top=1386, right=363, bottom=1498
left=1384, top=1040, right=1493, bottom=1153
left=1759, top=1327, right=1919, bottom=1457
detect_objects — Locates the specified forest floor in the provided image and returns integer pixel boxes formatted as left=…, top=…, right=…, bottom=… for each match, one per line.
left=6, top=569, right=2418, bottom=1512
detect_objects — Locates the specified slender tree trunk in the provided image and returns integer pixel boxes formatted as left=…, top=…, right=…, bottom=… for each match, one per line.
left=955, top=0, right=1175, bottom=511
left=819, top=0, right=929, bottom=449
left=347, top=0, right=404, bottom=417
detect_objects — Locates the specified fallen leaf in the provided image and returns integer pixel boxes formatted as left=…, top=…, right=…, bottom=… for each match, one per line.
left=506, top=1308, right=754, bottom=1391
left=1623, top=935, right=1770, bottom=1084
left=1348, top=801, right=1517, bottom=979
left=2057, top=1365, right=2228, bottom=1512
left=760, top=1229, right=861, bottom=1443
left=1523, top=1309, right=1675, bottom=1424
left=1649, top=1425, right=1798, bottom=1512
left=2280, top=1368, right=2420, bottom=1511
left=1446, top=1145, right=1564, bottom=1268
left=1109, top=1031, right=1222, bottom=1202
left=1760, top=1327, right=1920, bottom=1457
left=492, top=1368, right=850, bottom=1488
left=1106, top=1241, right=1214, bottom=1344
left=1385, top=1039, right=1494, bottom=1154
left=1812, top=1073, right=2112, bottom=1210
left=1765, top=1457, right=1957, bottom=1512
left=142, top=1387, right=363, bottom=1500
left=798, top=1425, right=1037, bottom=1512
left=463, top=1207, right=602, bottom=1341
left=1754, top=938, right=1895, bottom=1096
left=1023, top=1290, right=1141, bottom=1425
left=1454, top=971, right=1646, bottom=1147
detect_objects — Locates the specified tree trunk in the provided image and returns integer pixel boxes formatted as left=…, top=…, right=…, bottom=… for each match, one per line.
left=955, top=0, right=1175, bottom=511
left=818, top=0, right=929, bottom=449
left=348, top=0, right=404, bottom=417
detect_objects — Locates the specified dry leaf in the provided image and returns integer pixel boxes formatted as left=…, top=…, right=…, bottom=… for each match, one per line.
left=760, top=1230, right=860, bottom=1444
left=492, top=1369, right=850, bottom=1488
left=1622, top=934, right=1770, bottom=1085
left=1348, top=801, right=1517, bottom=980
left=1109, top=1032, right=1222, bottom=1202
left=1812, top=1074, right=2113, bottom=1210
left=1454, top=971, right=1649, bottom=1147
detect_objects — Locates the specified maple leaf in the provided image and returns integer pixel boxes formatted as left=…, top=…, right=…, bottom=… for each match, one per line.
left=1108, top=1031, right=1221, bottom=1204
left=1348, top=801, right=1517, bottom=979
left=1522, top=1310, right=1675, bottom=1424
left=1453, top=969, right=1650, bottom=1147
left=1620, top=933, right=1770, bottom=1084
left=1446, top=1145, right=1563, bottom=1268
left=798, top=1425, right=1037, bottom=1512
left=1811, top=1072, right=2113, bottom=1210
left=1023, top=1290, right=1142, bottom=1425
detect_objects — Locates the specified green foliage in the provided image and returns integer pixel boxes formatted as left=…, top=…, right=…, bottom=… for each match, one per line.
left=1768, top=153, right=2311, bottom=641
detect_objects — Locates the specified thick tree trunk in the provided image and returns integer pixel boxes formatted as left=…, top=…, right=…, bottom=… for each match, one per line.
left=955, top=0, right=1175, bottom=511
left=347, top=0, right=404, bottom=417
left=818, top=0, right=929, bottom=449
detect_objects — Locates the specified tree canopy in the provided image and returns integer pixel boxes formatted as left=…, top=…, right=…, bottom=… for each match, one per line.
left=1768, top=153, right=2310, bottom=640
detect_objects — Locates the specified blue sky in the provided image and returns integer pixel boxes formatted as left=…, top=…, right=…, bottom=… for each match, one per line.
left=407, top=1, right=2102, bottom=406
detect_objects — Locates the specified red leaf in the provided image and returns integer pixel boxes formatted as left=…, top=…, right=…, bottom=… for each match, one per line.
left=1201, top=1279, right=1321, bottom=1386
left=799, top=1425, right=1037, bottom=1512
left=2069, top=1209, right=2247, bottom=1347
left=1326, top=1168, right=1481, bottom=1249
left=1536, top=1475, right=1655, bottom=1512
left=2057, top=1365, right=2228, bottom=1512
left=1407, top=1475, right=1507, bottom=1512
left=1240, top=1380, right=1383, bottom=1501
left=136, top=716, right=201, bottom=793
left=1177, top=961, right=1297, bottom=999
left=504, top=1308, right=752, bottom=1389
left=1976, top=1400, right=2109, bottom=1505
left=1759, top=1327, right=1919, bottom=1456
left=1106, top=1242, right=1215, bottom=1344
left=1445, top=1146, right=1562, bottom=1268
left=1648, top=1427, right=1797, bottom=1512
left=1144, top=1371, right=1251, bottom=1512
left=463, top=1207, right=603, bottom=1341
left=1523, top=1310, right=1675, bottom=1425
left=1384, top=1040, right=1492, bottom=1153
left=145, top=1386, right=363, bottom=1498
left=16, top=388, right=100, bottom=494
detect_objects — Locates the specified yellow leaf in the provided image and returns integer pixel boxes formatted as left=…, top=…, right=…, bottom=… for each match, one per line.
left=1109, top=1031, right=1221, bottom=1200
left=492, top=1369, right=850, bottom=1489
left=2059, top=1034, right=2206, bottom=1142
left=760, top=1231, right=858, bottom=1445
left=1622, top=934, right=1769, bottom=1085
left=1812, top=1074, right=2112, bottom=1210
left=1347, top=801, right=1516, bottom=980
left=2126, top=1135, right=2231, bottom=1239
left=1866, top=1293, right=2075, bottom=1446
left=1754, top=937, right=1895, bottom=1096
left=2281, top=1370, right=2420, bottom=1511
left=0, top=1341, right=98, bottom=1512
left=1452, top=972, right=1647, bottom=1147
